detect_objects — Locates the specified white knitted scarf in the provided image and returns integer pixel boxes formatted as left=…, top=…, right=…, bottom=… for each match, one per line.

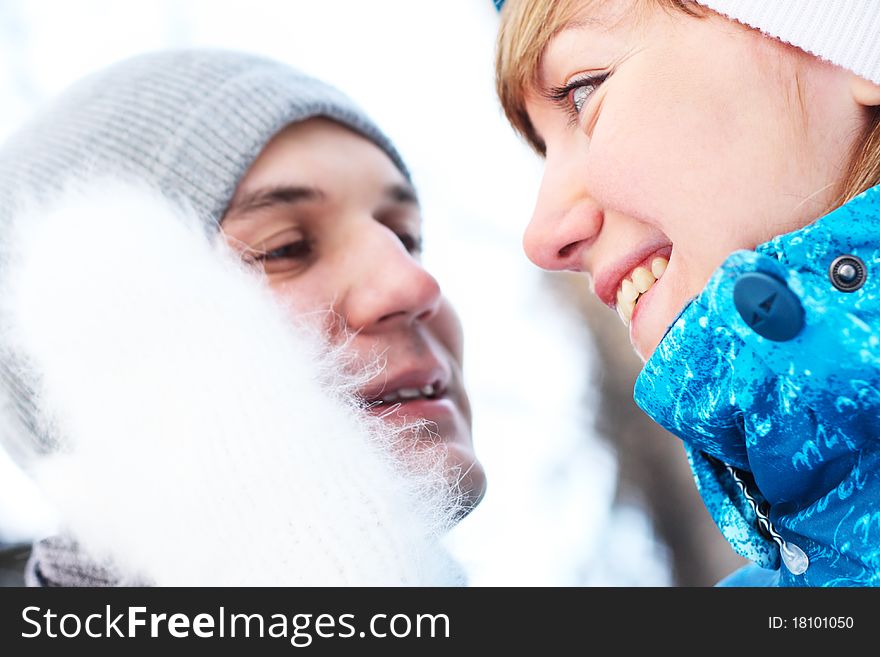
left=0, top=181, right=463, bottom=586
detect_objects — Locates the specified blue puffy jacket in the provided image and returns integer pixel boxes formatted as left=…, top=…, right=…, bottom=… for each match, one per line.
left=634, top=185, right=880, bottom=586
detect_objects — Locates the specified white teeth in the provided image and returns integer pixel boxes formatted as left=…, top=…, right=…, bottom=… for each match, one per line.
left=377, top=384, right=438, bottom=405
left=631, top=266, right=654, bottom=293
left=397, top=387, right=421, bottom=400
left=651, top=257, right=668, bottom=279
left=614, top=256, right=669, bottom=327
left=620, top=279, right=639, bottom=303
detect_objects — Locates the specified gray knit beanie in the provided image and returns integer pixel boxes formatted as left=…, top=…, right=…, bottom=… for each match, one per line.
left=0, top=48, right=409, bottom=227
left=0, top=48, right=409, bottom=464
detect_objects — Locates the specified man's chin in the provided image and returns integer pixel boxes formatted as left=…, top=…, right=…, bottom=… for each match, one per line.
left=375, top=409, right=484, bottom=514
left=451, top=448, right=486, bottom=516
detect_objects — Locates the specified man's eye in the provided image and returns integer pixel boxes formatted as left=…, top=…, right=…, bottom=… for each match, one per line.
left=247, top=239, right=314, bottom=274
left=396, top=232, right=423, bottom=255
left=258, top=241, right=312, bottom=261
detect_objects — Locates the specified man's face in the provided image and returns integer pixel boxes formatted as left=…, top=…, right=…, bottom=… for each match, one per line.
left=222, top=118, right=485, bottom=509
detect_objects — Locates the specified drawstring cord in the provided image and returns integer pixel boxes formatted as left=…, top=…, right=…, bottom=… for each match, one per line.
left=724, top=463, right=809, bottom=576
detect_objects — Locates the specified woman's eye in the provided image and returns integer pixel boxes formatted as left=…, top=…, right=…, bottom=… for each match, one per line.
left=550, top=72, right=609, bottom=123
left=571, top=84, right=594, bottom=115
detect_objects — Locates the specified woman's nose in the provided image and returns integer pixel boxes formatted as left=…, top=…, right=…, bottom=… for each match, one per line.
left=522, top=155, right=603, bottom=272
left=344, top=226, right=441, bottom=332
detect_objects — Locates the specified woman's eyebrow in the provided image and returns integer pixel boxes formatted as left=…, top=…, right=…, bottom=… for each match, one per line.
left=227, top=185, right=325, bottom=216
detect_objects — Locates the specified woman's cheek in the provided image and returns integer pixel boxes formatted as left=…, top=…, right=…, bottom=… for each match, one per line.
left=583, top=115, right=672, bottom=229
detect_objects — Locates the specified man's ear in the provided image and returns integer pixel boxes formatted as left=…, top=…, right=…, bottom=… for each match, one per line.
left=850, top=73, right=880, bottom=107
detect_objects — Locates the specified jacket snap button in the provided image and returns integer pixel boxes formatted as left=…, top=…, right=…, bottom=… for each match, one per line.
left=733, top=272, right=804, bottom=341
left=829, top=254, right=866, bottom=292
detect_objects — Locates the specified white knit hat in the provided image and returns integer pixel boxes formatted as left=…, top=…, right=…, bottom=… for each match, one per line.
left=697, top=0, right=880, bottom=84
left=492, top=1, right=880, bottom=84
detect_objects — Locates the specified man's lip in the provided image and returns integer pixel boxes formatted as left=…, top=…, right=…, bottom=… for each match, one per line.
left=366, top=396, right=457, bottom=421
left=359, top=363, right=451, bottom=405
left=593, top=243, right=673, bottom=309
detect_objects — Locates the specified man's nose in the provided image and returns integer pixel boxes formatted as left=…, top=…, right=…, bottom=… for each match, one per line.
left=344, top=225, right=441, bottom=332
left=522, top=152, right=603, bottom=272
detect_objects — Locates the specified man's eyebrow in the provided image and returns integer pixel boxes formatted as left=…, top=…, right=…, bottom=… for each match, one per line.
left=386, top=183, right=419, bottom=206
left=226, top=185, right=325, bottom=216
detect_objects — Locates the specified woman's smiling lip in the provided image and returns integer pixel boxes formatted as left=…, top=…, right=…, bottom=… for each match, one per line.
left=592, top=242, right=673, bottom=309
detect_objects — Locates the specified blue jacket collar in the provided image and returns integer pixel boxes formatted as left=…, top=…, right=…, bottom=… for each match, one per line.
left=634, top=185, right=880, bottom=584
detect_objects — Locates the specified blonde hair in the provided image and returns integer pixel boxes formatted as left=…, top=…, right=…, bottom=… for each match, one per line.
left=839, top=108, right=880, bottom=204
left=495, top=0, right=880, bottom=205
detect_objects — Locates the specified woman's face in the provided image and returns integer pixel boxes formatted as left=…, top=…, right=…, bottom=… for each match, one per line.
left=222, top=119, right=485, bottom=507
left=522, top=0, right=873, bottom=361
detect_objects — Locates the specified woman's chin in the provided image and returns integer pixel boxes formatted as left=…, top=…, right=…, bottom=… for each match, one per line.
left=627, top=271, right=691, bottom=363
left=630, top=317, right=664, bottom=362
left=628, top=287, right=663, bottom=363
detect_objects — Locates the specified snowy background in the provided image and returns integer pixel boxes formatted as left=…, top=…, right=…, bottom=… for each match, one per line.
left=0, top=0, right=669, bottom=585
